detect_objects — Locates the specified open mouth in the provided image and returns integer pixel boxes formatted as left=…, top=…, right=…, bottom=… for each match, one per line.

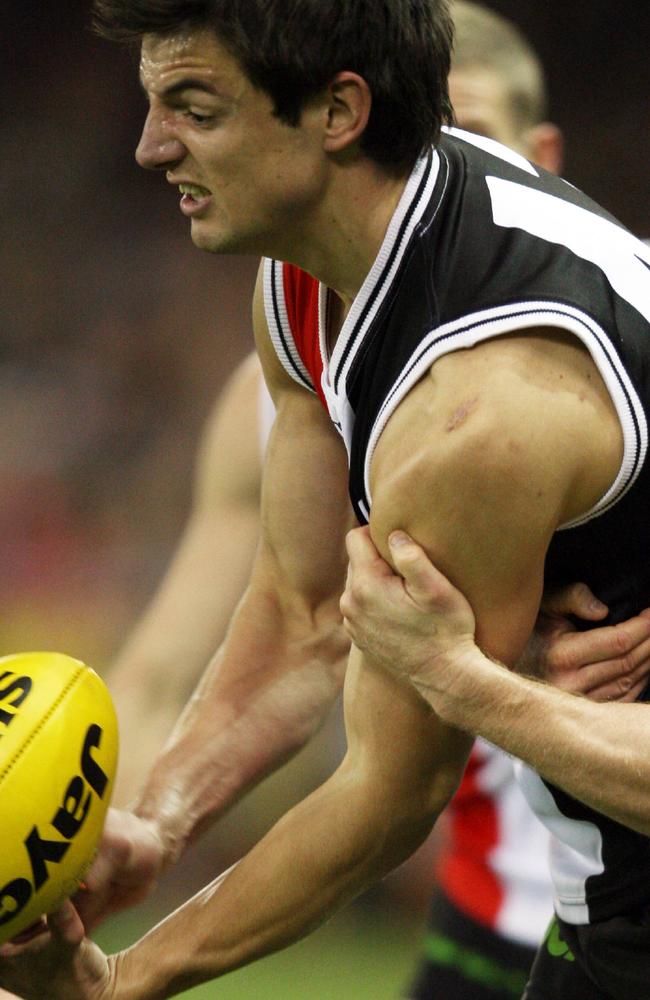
left=178, top=183, right=212, bottom=217
left=179, top=183, right=211, bottom=200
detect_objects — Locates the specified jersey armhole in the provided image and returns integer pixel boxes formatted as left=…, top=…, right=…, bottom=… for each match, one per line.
left=362, top=301, right=648, bottom=528
left=262, top=257, right=317, bottom=394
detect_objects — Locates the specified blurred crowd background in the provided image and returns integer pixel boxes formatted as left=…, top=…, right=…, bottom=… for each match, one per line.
left=2, top=1, right=649, bottom=995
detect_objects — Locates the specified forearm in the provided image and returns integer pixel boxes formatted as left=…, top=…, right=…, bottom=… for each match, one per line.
left=427, top=649, right=650, bottom=835
left=113, top=763, right=441, bottom=999
left=133, top=584, right=348, bottom=863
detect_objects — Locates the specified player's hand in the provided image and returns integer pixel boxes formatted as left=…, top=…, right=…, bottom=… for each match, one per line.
left=341, top=526, right=476, bottom=695
left=522, top=583, right=650, bottom=702
left=0, top=901, right=116, bottom=999
left=72, top=808, right=165, bottom=933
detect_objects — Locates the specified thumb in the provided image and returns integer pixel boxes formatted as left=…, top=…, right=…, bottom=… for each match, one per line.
left=388, top=532, right=456, bottom=608
left=48, top=900, right=85, bottom=948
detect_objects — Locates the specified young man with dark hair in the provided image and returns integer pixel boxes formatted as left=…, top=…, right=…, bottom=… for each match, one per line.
left=2, top=2, right=650, bottom=998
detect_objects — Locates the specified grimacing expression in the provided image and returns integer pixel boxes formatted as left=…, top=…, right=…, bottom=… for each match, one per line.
left=135, top=28, right=546, bottom=254
left=136, top=27, right=330, bottom=256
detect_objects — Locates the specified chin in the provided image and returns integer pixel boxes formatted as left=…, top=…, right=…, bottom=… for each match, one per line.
left=190, top=225, right=221, bottom=252
left=190, top=223, right=245, bottom=255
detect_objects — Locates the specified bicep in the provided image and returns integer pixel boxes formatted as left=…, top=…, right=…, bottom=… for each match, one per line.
left=257, top=382, right=354, bottom=607
left=369, top=430, right=549, bottom=668
left=251, top=260, right=355, bottom=607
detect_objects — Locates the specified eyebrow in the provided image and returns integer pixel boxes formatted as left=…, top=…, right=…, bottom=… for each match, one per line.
left=139, top=75, right=220, bottom=98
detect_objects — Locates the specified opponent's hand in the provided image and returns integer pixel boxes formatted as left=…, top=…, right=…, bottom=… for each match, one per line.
left=0, top=901, right=116, bottom=1000
left=522, top=583, right=650, bottom=702
left=72, top=808, right=165, bottom=933
left=341, top=526, right=476, bottom=694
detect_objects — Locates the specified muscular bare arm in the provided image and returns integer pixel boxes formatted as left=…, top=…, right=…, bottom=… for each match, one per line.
left=342, top=330, right=650, bottom=835
left=130, top=355, right=354, bottom=864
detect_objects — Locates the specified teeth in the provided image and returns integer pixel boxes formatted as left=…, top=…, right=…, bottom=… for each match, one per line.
left=179, top=183, right=210, bottom=198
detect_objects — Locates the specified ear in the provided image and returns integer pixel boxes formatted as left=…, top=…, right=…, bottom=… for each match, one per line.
left=525, top=122, right=564, bottom=175
left=322, top=71, right=372, bottom=155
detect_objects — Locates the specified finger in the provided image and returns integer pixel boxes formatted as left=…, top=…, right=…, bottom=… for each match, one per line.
left=0, top=919, right=51, bottom=960
left=71, top=845, right=124, bottom=929
left=47, top=901, right=84, bottom=949
left=80, top=831, right=132, bottom=896
left=568, top=637, right=650, bottom=697
left=583, top=660, right=650, bottom=702
left=6, top=920, right=48, bottom=948
left=340, top=565, right=406, bottom=622
left=388, top=532, right=458, bottom=609
left=541, top=582, right=608, bottom=621
left=345, top=526, right=393, bottom=576
left=563, top=614, right=650, bottom=668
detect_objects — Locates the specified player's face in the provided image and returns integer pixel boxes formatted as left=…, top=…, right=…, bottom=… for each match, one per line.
left=136, top=27, right=328, bottom=256
left=448, top=65, right=529, bottom=154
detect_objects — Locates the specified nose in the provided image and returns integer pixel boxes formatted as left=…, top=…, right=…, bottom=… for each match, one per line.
left=135, top=108, right=185, bottom=171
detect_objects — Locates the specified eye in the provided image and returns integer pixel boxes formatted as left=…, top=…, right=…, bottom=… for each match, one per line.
left=185, top=110, right=214, bottom=126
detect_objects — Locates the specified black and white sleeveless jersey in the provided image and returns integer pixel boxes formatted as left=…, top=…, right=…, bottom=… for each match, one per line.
left=263, top=126, right=650, bottom=925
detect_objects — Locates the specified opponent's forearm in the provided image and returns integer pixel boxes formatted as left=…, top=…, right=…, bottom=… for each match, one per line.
left=133, top=586, right=348, bottom=863
left=428, top=649, right=650, bottom=835
left=113, top=764, right=439, bottom=1000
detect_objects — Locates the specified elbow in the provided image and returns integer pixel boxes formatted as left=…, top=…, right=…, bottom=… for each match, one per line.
left=283, top=603, right=351, bottom=730
left=342, top=765, right=459, bottom=877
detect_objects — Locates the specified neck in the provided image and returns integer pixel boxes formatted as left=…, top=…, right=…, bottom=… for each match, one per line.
left=279, top=158, right=411, bottom=306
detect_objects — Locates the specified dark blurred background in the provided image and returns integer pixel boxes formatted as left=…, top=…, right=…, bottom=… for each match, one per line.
left=1, top=2, right=649, bottom=995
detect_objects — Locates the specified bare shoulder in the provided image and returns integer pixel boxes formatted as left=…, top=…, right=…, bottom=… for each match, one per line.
left=372, top=327, right=623, bottom=531
left=368, top=328, right=625, bottom=665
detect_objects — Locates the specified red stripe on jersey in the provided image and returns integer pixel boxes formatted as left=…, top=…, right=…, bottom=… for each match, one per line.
left=282, top=263, right=327, bottom=409
left=436, top=750, right=503, bottom=929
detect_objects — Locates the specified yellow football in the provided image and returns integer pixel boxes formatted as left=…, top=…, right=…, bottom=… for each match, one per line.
left=0, top=651, right=118, bottom=944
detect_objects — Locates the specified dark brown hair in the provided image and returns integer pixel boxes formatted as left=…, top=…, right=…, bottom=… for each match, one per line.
left=93, top=0, right=454, bottom=171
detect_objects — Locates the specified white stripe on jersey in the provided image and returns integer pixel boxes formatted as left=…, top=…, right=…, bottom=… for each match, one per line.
left=467, top=740, right=554, bottom=946
left=443, top=125, right=540, bottom=177
left=263, top=258, right=315, bottom=393
left=515, top=762, right=604, bottom=924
